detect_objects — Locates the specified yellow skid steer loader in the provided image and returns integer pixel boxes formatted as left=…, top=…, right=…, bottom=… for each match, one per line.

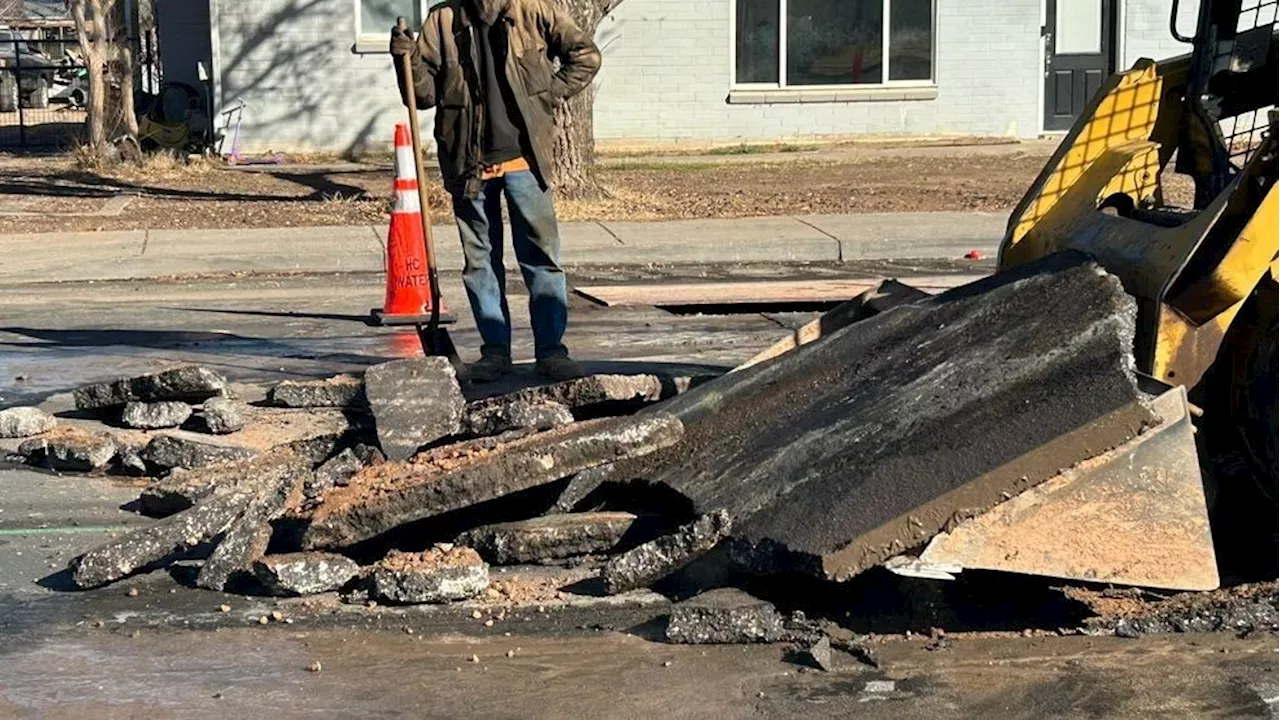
left=751, top=0, right=1277, bottom=592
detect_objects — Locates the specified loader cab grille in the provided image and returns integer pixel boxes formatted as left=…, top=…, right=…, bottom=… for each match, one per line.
left=1178, top=0, right=1278, bottom=207
left=1216, top=0, right=1277, bottom=169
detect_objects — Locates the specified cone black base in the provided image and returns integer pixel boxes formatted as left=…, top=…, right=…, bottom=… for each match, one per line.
left=370, top=309, right=458, bottom=326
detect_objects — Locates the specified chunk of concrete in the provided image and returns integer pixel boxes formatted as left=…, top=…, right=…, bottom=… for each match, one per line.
left=196, top=451, right=311, bottom=591
left=70, top=484, right=258, bottom=588
left=364, top=358, right=465, bottom=462
left=463, top=400, right=574, bottom=438
left=201, top=397, right=246, bottom=434
left=468, top=374, right=665, bottom=418
left=455, top=512, right=640, bottom=564
left=121, top=401, right=193, bottom=430
left=371, top=547, right=489, bottom=604
left=254, top=552, right=361, bottom=596
left=632, top=254, right=1159, bottom=582
left=665, top=588, right=786, bottom=644
left=74, top=366, right=228, bottom=410
left=267, top=374, right=365, bottom=408
left=141, top=434, right=258, bottom=471
left=0, top=406, right=56, bottom=438
left=302, top=413, right=684, bottom=550
left=18, top=428, right=116, bottom=471
left=602, top=510, right=732, bottom=594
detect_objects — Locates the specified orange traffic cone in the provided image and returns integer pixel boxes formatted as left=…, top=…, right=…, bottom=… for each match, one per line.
left=370, top=123, right=453, bottom=325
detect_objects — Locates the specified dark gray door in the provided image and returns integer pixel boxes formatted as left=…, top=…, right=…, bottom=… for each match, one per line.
left=1044, top=0, right=1116, bottom=132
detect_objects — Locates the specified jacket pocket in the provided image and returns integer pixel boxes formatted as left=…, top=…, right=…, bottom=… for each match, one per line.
left=516, top=45, right=552, bottom=96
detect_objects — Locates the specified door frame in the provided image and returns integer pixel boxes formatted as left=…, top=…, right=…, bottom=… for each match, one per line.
left=1038, top=0, right=1126, bottom=135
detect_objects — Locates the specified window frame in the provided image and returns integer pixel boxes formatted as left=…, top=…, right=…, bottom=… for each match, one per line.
left=729, top=0, right=938, bottom=91
left=353, top=0, right=428, bottom=50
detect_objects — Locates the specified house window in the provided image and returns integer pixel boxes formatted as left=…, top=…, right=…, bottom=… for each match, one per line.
left=356, top=0, right=422, bottom=42
left=734, top=0, right=934, bottom=87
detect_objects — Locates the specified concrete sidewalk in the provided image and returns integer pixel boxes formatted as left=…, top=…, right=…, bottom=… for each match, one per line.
left=0, top=212, right=1006, bottom=285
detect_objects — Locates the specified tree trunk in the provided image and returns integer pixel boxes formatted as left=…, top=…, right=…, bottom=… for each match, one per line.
left=70, top=0, right=106, bottom=150
left=70, top=0, right=138, bottom=160
left=550, top=81, right=599, bottom=199
left=548, top=0, right=620, bottom=199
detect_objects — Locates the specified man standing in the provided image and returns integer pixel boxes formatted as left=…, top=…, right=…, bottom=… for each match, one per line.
left=390, top=0, right=601, bottom=382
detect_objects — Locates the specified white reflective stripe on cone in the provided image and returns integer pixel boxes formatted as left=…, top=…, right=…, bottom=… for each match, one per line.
left=395, top=146, right=416, bottom=178
left=393, top=188, right=422, bottom=213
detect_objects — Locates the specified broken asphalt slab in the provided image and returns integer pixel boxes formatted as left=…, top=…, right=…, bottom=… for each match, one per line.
left=455, top=512, right=645, bottom=565
left=665, top=587, right=786, bottom=644
left=200, top=397, right=246, bottom=434
left=602, top=511, right=732, bottom=594
left=254, top=552, right=361, bottom=596
left=462, top=400, right=575, bottom=438
left=302, top=414, right=684, bottom=550
left=195, top=451, right=311, bottom=591
left=0, top=406, right=56, bottom=438
left=371, top=547, right=490, bottom=604
left=18, top=428, right=117, bottom=471
left=268, top=374, right=366, bottom=409
left=627, top=252, right=1158, bottom=581
left=121, top=400, right=194, bottom=430
left=364, top=358, right=465, bottom=462
left=466, top=374, right=670, bottom=420
left=70, top=483, right=260, bottom=588
left=73, top=366, right=228, bottom=410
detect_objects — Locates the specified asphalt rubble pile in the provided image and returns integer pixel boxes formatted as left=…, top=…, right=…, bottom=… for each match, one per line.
left=7, top=253, right=1275, bottom=658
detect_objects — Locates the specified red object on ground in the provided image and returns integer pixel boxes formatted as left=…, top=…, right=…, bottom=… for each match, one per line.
left=965, top=250, right=983, bottom=260
left=371, top=123, right=448, bottom=324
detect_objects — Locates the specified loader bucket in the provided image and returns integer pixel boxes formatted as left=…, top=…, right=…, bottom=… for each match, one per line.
left=904, top=384, right=1218, bottom=592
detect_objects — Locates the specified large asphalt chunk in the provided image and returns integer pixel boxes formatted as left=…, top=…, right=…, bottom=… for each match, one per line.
left=665, top=587, right=787, bottom=644
left=141, top=434, right=259, bottom=471
left=371, top=547, right=490, bottom=604
left=302, top=413, right=684, bottom=550
left=268, top=374, right=365, bottom=409
left=137, top=441, right=349, bottom=516
left=195, top=451, right=311, bottom=591
left=74, top=366, right=228, bottom=410
left=121, top=401, right=193, bottom=430
left=18, top=428, right=116, bottom=471
left=462, top=400, right=575, bottom=438
left=634, top=253, right=1158, bottom=581
left=455, top=512, right=642, bottom=564
left=602, top=510, right=731, bottom=594
left=467, top=374, right=665, bottom=419
left=254, top=552, right=361, bottom=596
left=364, top=358, right=465, bottom=462
left=70, top=484, right=258, bottom=588
left=0, top=407, right=57, bottom=438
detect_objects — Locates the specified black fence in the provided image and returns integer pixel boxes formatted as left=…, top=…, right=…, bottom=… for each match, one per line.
left=0, top=32, right=86, bottom=148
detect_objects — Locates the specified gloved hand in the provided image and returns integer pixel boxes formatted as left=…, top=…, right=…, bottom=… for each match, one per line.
left=390, top=24, right=415, bottom=57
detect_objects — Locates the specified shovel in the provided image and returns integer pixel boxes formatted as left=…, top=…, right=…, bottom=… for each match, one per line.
left=396, top=17, right=459, bottom=366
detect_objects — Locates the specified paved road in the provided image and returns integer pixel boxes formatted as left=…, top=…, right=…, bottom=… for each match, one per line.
left=0, top=248, right=1275, bottom=718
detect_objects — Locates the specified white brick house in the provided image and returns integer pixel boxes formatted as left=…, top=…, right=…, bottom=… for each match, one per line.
left=167, top=0, right=1201, bottom=153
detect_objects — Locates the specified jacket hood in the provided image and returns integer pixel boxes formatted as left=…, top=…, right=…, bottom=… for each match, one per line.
left=464, top=0, right=509, bottom=25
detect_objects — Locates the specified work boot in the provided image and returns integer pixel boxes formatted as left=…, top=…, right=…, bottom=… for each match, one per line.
left=534, top=355, right=584, bottom=382
left=468, top=353, right=513, bottom=384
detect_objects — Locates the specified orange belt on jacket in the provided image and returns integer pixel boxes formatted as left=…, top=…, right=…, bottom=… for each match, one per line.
left=480, top=157, right=530, bottom=180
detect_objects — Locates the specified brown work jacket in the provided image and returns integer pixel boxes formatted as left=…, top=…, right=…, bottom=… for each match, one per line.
left=398, top=0, right=601, bottom=198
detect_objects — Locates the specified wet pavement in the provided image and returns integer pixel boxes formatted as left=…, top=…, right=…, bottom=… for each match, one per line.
left=1, top=260, right=1277, bottom=717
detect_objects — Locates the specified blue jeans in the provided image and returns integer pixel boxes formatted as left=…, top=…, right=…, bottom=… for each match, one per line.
left=452, top=170, right=569, bottom=361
